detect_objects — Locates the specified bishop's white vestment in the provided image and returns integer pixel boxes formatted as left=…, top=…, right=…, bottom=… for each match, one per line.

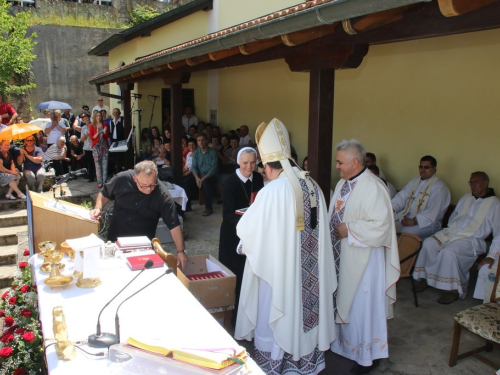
left=235, top=168, right=336, bottom=374
left=329, top=169, right=400, bottom=366
left=392, top=176, right=450, bottom=239
left=413, top=192, right=500, bottom=298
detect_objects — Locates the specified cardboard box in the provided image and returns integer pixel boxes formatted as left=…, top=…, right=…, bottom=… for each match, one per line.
left=177, top=255, right=236, bottom=310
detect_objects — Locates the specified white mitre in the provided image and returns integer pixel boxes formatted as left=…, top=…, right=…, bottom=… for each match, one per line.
left=256, top=118, right=305, bottom=231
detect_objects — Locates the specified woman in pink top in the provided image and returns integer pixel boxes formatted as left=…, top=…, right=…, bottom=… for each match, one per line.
left=89, top=112, right=109, bottom=188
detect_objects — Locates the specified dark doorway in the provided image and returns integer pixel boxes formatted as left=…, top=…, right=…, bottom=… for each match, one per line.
left=161, top=88, right=195, bottom=126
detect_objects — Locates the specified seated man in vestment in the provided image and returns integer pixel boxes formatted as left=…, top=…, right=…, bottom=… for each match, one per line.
left=329, top=139, right=400, bottom=374
left=235, top=118, right=336, bottom=375
left=413, top=171, right=500, bottom=304
left=365, top=152, right=386, bottom=179
left=392, top=155, right=450, bottom=239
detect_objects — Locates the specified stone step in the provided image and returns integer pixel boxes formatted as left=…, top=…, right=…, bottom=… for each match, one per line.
left=0, top=225, right=28, bottom=246
left=0, top=265, right=17, bottom=289
left=0, top=208, right=28, bottom=227
left=0, top=245, right=18, bottom=266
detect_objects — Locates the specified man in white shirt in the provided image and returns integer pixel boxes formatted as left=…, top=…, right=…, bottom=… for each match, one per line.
left=91, top=97, right=110, bottom=115
left=181, top=106, right=198, bottom=134
left=392, top=155, right=450, bottom=239
left=238, top=125, right=255, bottom=147
left=413, top=171, right=500, bottom=304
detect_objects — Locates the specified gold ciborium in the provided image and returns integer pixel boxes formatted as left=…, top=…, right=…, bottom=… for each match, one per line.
left=44, top=250, right=73, bottom=289
left=61, top=242, right=75, bottom=260
left=40, top=249, right=65, bottom=273
left=75, top=250, right=101, bottom=288
left=38, top=241, right=56, bottom=259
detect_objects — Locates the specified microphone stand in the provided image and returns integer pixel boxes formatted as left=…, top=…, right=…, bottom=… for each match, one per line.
left=88, top=260, right=154, bottom=348
left=115, top=268, right=173, bottom=344
left=147, top=96, right=157, bottom=141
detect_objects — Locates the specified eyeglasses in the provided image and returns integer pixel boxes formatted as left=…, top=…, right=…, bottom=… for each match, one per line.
left=468, top=180, right=483, bottom=185
left=98, top=100, right=103, bottom=102
left=418, top=165, right=433, bottom=169
left=135, top=179, right=157, bottom=190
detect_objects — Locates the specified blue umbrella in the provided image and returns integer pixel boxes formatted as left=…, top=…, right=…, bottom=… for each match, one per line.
left=35, top=101, right=72, bottom=110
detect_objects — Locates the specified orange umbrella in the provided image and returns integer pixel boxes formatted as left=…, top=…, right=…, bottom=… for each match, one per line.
left=0, top=123, right=42, bottom=141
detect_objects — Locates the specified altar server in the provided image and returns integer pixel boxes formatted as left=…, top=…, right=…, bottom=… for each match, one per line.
left=235, top=118, right=336, bottom=374
left=329, top=139, right=400, bottom=374
left=413, top=171, right=500, bottom=304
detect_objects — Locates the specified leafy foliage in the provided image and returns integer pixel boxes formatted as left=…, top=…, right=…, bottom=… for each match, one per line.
left=0, top=0, right=37, bottom=95
left=129, top=5, right=160, bottom=27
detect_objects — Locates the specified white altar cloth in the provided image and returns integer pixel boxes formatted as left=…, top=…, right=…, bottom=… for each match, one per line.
left=168, top=184, right=188, bottom=211
left=33, top=253, right=262, bottom=374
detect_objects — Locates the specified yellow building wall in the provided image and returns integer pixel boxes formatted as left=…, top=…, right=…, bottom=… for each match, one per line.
left=217, top=0, right=302, bottom=29
left=217, top=28, right=500, bottom=204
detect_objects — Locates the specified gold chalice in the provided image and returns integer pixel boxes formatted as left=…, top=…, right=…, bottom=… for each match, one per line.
left=38, top=241, right=56, bottom=259
left=44, top=250, right=73, bottom=288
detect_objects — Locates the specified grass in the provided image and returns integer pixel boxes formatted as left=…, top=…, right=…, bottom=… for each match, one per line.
left=27, top=9, right=127, bottom=29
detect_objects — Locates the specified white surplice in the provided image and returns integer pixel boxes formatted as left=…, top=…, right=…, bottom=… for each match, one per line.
left=235, top=168, right=336, bottom=366
left=392, top=176, right=450, bottom=238
left=329, top=169, right=400, bottom=367
left=413, top=193, right=500, bottom=298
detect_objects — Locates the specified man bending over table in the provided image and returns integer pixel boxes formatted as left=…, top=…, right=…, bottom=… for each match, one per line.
left=90, top=160, right=187, bottom=269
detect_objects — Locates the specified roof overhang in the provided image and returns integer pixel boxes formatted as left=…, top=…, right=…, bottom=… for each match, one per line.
left=88, top=0, right=214, bottom=57
left=89, top=0, right=500, bottom=86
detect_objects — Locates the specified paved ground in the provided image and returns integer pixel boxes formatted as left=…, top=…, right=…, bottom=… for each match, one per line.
left=30, top=179, right=500, bottom=374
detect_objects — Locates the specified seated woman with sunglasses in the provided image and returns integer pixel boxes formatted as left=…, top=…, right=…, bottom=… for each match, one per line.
left=18, top=136, right=45, bottom=193
left=0, top=140, right=26, bottom=200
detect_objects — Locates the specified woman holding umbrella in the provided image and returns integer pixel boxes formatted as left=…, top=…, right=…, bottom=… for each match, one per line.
left=89, top=111, right=109, bottom=188
left=0, top=140, right=26, bottom=200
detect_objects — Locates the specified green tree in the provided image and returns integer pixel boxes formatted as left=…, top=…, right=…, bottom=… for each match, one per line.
left=0, top=0, right=37, bottom=95
left=129, top=5, right=161, bottom=27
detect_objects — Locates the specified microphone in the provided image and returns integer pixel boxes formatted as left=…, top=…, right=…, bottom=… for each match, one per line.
left=88, top=260, right=154, bottom=348
left=148, top=95, right=159, bottom=98
left=134, top=109, right=143, bottom=112
left=131, top=94, right=142, bottom=99
left=115, top=268, right=174, bottom=343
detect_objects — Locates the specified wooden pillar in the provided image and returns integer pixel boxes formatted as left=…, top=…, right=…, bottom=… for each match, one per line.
left=308, top=68, right=335, bottom=206
left=119, top=83, right=134, bottom=169
left=170, top=83, right=183, bottom=186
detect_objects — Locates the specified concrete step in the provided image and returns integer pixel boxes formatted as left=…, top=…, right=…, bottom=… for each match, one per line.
left=0, top=208, right=28, bottom=227
left=0, top=264, right=17, bottom=289
left=0, top=225, right=28, bottom=246
left=0, top=198, right=27, bottom=211
left=0, top=245, right=18, bottom=266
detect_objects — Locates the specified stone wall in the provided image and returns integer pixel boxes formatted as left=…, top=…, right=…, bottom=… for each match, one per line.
left=9, top=0, right=184, bottom=23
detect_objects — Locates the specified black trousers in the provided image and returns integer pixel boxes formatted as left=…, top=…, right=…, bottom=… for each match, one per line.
left=182, top=174, right=217, bottom=210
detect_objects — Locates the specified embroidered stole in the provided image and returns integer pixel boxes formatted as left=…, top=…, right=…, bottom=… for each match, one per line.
left=394, top=175, right=438, bottom=221
left=329, top=179, right=357, bottom=310
left=433, top=195, right=494, bottom=245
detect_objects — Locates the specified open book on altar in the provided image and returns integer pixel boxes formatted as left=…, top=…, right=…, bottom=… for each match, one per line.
left=126, top=337, right=247, bottom=370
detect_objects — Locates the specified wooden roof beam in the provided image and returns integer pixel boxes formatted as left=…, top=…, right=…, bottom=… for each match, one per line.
left=186, top=54, right=212, bottom=66
left=209, top=46, right=241, bottom=61
left=438, top=0, right=498, bottom=17
left=342, top=5, right=417, bottom=35
left=281, top=23, right=338, bottom=47
left=239, top=37, right=282, bottom=55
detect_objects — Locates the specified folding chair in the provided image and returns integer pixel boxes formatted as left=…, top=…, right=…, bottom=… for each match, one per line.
left=398, top=233, right=423, bottom=307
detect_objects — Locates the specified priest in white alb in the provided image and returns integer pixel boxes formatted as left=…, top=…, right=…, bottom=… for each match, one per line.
left=234, top=118, right=336, bottom=374
left=413, top=171, right=500, bottom=304
left=329, top=139, right=400, bottom=375
left=392, top=155, right=450, bottom=239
